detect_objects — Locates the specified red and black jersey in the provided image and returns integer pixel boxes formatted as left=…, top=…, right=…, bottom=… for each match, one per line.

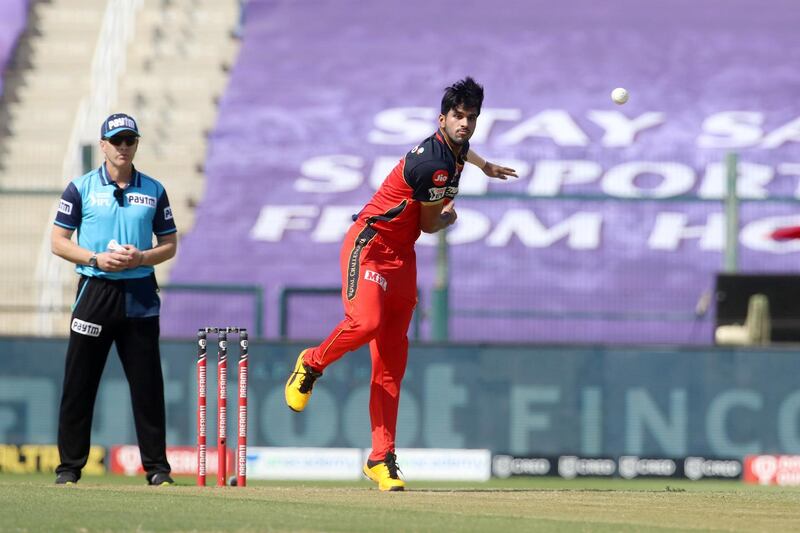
left=356, top=130, right=468, bottom=248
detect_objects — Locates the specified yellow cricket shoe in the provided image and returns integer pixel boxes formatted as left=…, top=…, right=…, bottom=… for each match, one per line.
left=284, top=349, right=322, bottom=412
left=363, top=451, right=405, bottom=492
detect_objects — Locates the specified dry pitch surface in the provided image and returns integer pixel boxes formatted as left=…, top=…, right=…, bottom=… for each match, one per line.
left=1, top=474, right=799, bottom=532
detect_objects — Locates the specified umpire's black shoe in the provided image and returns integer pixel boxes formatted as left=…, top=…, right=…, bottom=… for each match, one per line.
left=55, top=471, right=78, bottom=485
left=147, top=472, right=175, bottom=486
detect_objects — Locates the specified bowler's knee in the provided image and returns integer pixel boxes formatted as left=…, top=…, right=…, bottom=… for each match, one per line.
left=346, top=315, right=381, bottom=342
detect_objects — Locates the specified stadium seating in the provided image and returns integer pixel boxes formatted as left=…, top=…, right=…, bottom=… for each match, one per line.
left=0, top=0, right=239, bottom=335
left=2, top=1, right=798, bottom=345
left=0, top=0, right=27, bottom=98
left=157, top=0, right=800, bottom=344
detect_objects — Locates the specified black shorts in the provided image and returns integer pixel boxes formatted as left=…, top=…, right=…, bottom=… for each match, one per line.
left=71, top=274, right=160, bottom=334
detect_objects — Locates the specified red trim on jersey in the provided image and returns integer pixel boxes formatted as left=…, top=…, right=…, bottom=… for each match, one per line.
left=357, top=131, right=464, bottom=248
left=435, top=129, right=466, bottom=174
left=356, top=157, right=421, bottom=248
left=435, top=128, right=462, bottom=159
left=387, top=157, right=413, bottom=198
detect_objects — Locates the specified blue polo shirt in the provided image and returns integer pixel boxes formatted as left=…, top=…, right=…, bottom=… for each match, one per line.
left=54, top=164, right=177, bottom=280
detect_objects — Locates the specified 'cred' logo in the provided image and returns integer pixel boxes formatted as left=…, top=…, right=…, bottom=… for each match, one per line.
left=432, top=169, right=449, bottom=186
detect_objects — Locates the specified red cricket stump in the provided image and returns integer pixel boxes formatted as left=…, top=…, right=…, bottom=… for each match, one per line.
left=217, top=331, right=228, bottom=487
left=197, top=327, right=248, bottom=487
left=196, top=330, right=207, bottom=487
left=237, top=330, right=249, bottom=487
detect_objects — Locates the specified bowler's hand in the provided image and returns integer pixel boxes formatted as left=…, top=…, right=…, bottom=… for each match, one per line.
left=482, top=161, right=518, bottom=180
left=440, top=201, right=458, bottom=226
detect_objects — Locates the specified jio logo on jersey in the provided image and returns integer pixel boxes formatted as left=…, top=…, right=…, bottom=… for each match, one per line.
left=432, top=170, right=449, bottom=186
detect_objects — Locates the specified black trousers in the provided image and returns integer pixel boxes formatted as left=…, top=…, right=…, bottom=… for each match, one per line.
left=56, top=276, right=170, bottom=480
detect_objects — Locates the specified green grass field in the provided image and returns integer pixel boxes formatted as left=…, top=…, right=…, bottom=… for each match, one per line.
left=2, top=474, right=799, bottom=532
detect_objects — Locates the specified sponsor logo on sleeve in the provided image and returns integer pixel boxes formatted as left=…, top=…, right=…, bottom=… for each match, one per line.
left=58, top=199, right=73, bottom=215
left=410, top=146, right=424, bottom=155
left=432, top=169, right=449, bottom=186
left=429, top=187, right=446, bottom=201
left=71, top=318, right=102, bottom=337
left=164, top=206, right=173, bottom=220
left=126, top=193, right=157, bottom=208
left=364, top=270, right=387, bottom=291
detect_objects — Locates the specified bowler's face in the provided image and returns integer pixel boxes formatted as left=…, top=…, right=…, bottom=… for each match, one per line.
left=439, top=105, right=479, bottom=146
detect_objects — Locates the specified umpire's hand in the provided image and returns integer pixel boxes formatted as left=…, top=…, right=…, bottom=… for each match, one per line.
left=96, top=251, right=130, bottom=272
left=119, top=245, right=145, bottom=269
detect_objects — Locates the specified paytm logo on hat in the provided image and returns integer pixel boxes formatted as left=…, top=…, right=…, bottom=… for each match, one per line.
left=101, top=113, right=139, bottom=138
left=107, top=116, right=135, bottom=130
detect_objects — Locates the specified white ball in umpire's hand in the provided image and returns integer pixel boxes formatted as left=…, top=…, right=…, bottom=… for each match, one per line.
left=611, top=87, right=629, bottom=105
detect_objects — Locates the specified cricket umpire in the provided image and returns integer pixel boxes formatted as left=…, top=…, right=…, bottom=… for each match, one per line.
left=51, top=113, right=178, bottom=485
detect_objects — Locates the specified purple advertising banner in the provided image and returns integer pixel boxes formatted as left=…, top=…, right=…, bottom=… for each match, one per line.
left=0, top=1, right=27, bottom=96
left=162, top=0, right=800, bottom=344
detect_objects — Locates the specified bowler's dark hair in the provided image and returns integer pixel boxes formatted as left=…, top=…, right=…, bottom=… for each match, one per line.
left=441, top=77, right=484, bottom=115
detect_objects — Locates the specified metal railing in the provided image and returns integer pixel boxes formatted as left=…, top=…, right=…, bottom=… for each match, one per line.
left=278, top=286, right=422, bottom=341
left=163, top=283, right=264, bottom=338
left=0, top=281, right=265, bottom=338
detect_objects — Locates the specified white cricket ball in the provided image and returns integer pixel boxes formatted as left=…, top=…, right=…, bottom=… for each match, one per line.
left=611, top=87, right=629, bottom=105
